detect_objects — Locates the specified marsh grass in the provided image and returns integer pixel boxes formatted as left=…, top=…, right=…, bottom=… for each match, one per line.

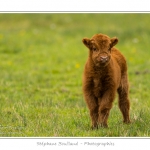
left=0, top=14, right=150, bottom=137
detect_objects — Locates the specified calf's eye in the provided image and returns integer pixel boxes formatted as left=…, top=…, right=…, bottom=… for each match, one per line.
left=93, top=48, right=97, bottom=51
left=108, top=47, right=111, bottom=51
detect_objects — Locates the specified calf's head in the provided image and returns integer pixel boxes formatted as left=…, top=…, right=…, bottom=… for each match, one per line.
left=82, top=33, right=118, bottom=67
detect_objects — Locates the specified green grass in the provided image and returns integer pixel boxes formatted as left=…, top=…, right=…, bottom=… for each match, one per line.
left=0, top=13, right=150, bottom=137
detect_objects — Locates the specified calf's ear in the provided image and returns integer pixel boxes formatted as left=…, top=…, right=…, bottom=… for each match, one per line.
left=110, top=37, right=118, bottom=47
left=82, top=38, right=91, bottom=48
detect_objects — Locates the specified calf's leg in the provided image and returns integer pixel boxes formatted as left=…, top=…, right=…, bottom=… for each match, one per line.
left=89, top=103, right=99, bottom=129
left=84, top=93, right=99, bottom=129
left=117, top=75, right=130, bottom=123
left=98, top=91, right=115, bottom=127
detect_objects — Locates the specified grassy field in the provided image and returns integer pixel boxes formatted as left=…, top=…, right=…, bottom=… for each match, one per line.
left=0, top=13, right=150, bottom=137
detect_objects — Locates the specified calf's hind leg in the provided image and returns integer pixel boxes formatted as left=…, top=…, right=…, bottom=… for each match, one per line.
left=117, top=75, right=130, bottom=123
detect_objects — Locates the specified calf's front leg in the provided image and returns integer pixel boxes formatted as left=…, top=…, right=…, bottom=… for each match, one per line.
left=84, top=93, right=99, bottom=129
left=98, top=91, right=115, bottom=127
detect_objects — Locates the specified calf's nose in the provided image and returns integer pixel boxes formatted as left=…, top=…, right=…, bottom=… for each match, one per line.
left=100, top=56, right=108, bottom=63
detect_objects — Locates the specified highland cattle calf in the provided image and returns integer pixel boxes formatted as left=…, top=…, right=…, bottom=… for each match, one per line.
left=82, top=33, right=130, bottom=129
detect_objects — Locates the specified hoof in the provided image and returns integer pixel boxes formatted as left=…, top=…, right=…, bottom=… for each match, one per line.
left=91, top=123, right=108, bottom=129
left=91, top=126, right=98, bottom=130
left=123, top=120, right=131, bottom=124
left=100, top=123, right=108, bottom=128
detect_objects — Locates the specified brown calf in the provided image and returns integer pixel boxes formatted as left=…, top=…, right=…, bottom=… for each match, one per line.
left=82, top=33, right=130, bottom=129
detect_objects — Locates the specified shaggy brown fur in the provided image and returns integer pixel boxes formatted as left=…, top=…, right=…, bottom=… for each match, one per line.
left=82, top=33, right=130, bottom=129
